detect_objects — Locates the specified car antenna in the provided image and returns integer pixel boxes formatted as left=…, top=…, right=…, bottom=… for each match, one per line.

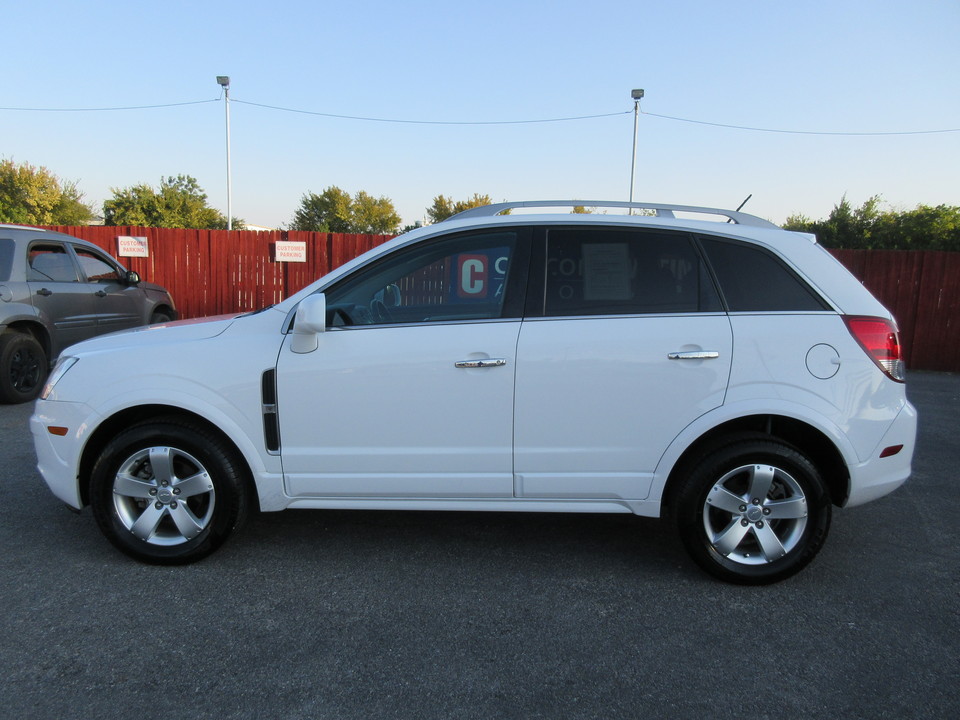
left=728, top=194, right=753, bottom=222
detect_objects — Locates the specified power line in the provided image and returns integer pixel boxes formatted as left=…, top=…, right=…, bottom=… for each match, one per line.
left=641, top=109, right=960, bottom=136
left=0, top=99, right=220, bottom=112
left=233, top=99, right=630, bottom=125
left=1, top=95, right=957, bottom=135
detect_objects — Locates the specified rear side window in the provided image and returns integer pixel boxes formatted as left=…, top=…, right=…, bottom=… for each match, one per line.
left=27, top=243, right=78, bottom=282
left=699, top=237, right=829, bottom=312
left=0, top=238, right=13, bottom=281
left=542, top=228, right=722, bottom=316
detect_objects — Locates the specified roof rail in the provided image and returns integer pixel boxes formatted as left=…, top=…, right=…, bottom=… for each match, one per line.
left=446, top=200, right=779, bottom=229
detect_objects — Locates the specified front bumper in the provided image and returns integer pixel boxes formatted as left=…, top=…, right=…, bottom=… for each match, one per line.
left=31, top=399, right=98, bottom=510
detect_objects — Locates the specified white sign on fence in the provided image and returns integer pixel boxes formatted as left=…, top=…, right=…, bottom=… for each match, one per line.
left=117, top=236, right=149, bottom=257
left=274, top=241, right=307, bottom=263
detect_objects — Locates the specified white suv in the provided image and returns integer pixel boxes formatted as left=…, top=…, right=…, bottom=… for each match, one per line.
left=31, top=201, right=917, bottom=583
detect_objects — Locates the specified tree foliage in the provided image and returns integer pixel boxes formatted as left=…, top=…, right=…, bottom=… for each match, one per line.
left=784, top=196, right=960, bottom=251
left=103, top=175, right=240, bottom=229
left=426, top=193, right=496, bottom=223
left=0, top=159, right=94, bottom=225
left=291, top=186, right=400, bottom=234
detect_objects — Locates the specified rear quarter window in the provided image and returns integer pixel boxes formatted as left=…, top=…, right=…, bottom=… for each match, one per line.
left=699, top=237, right=829, bottom=312
left=0, top=238, right=13, bottom=281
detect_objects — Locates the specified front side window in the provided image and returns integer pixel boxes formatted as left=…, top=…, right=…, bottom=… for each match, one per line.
left=74, top=247, right=123, bottom=283
left=542, top=227, right=722, bottom=316
left=325, top=231, right=520, bottom=326
left=27, top=243, right=78, bottom=282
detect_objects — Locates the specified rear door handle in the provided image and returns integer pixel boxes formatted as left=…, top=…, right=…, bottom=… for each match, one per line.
left=37, top=288, right=53, bottom=297
left=668, top=351, right=720, bottom=360
left=455, top=358, right=507, bottom=369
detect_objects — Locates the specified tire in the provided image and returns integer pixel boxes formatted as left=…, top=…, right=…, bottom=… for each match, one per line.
left=0, top=332, right=48, bottom=404
left=149, top=311, right=172, bottom=324
left=90, top=418, right=249, bottom=564
left=672, top=437, right=831, bottom=584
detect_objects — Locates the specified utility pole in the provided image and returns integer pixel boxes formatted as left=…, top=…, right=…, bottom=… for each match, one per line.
left=629, top=88, right=644, bottom=212
left=216, top=76, right=232, bottom=230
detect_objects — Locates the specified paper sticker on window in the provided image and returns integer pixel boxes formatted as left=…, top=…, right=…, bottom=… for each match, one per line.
left=583, top=243, right=632, bottom=301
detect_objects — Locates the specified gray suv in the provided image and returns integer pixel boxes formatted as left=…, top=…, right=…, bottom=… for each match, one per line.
left=0, top=225, right=177, bottom=403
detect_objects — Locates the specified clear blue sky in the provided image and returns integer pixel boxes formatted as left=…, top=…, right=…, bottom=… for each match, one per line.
left=4, top=0, right=958, bottom=229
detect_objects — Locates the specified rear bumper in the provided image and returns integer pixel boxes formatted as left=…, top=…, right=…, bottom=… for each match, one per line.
left=845, top=400, right=918, bottom=507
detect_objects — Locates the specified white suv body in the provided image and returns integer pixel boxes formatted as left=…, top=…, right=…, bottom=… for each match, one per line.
left=31, top=202, right=917, bottom=583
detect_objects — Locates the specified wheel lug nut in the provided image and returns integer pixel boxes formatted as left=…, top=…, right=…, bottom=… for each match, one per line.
left=173, top=488, right=181, bottom=495
left=739, top=504, right=747, bottom=512
left=741, top=519, right=749, bottom=527
left=170, top=501, right=178, bottom=509
left=763, top=508, right=771, bottom=515
left=149, top=488, right=158, bottom=496
left=155, top=502, right=163, bottom=509
left=756, top=520, right=765, bottom=529
left=752, top=498, right=761, bottom=505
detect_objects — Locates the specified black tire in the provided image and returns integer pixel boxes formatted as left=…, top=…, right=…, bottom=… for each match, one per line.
left=0, top=332, right=48, bottom=404
left=672, top=437, right=831, bottom=584
left=90, top=418, right=249, bottom=564
left=149, top=311, right=172, bottom=324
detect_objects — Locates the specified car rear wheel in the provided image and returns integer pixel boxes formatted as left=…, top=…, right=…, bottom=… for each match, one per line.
left=673, top=437, right=831, bottom=584
left=0, top=332, right=48, bottom=404
left=90, top=418, right=249, bottom=564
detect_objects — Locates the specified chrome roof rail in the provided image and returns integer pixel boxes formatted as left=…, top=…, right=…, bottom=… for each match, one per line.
left=446, top=200, right=779, bottom=229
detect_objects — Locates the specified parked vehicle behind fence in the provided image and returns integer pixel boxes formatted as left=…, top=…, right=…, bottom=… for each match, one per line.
left=0, top=225, right=177, bottom=403
left=31, top=202, right=916, bottom=583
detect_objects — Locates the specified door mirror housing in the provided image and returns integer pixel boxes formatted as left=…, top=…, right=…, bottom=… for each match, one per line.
left=126, top=271, right=141, bottom=286
left=291, top=293, right=326, bottom=353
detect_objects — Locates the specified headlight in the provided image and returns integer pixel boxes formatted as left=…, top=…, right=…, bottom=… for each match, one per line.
left=40, top=356, right=78, bottom=400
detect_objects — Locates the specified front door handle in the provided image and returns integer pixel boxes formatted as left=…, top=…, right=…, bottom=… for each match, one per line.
left=95, top=290, right=108, bottom=297
left=37, top=288, right=53, bottom=297
left=668, top=351, right=720, bottom=360
left=455, top=358, right=507, bottom=369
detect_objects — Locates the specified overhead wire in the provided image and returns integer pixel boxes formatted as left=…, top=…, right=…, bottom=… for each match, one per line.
left=0, top=95, right=957, bottom=134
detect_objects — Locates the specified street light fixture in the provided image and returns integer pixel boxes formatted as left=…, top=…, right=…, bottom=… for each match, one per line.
left=629, top=89, right=644, bottom=211
left=216, top=76, right=232, bottom=231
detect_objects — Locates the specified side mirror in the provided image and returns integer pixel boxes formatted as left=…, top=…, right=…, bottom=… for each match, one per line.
left=126, top=271, right=141, bottom=285
left=291, top=293, right=326, bottom=354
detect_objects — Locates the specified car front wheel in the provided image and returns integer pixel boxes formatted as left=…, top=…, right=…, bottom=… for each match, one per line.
left=673, top=437, right=832, bottom=584
left=90, top=418, right=249, bottom=564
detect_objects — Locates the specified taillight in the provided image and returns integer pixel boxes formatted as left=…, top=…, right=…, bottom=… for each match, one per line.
left=843, top=316, right=906, bottom=382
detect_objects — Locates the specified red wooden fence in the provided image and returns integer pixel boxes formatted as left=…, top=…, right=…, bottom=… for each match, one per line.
left=830, top=249, right=960, bottom=373
left=39, top=227, right=960, bottom=372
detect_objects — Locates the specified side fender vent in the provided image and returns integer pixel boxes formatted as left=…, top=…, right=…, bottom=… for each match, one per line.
left=261, top=369, right=280, bottom=454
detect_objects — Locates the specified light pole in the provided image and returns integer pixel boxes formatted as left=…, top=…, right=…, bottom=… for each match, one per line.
left=629, top=88, right=644, bottom=211
left=216, top=76, right=232, bottom=230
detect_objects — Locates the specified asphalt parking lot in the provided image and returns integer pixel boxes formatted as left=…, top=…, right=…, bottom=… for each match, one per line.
left=1, top=372, right=957, bottom=719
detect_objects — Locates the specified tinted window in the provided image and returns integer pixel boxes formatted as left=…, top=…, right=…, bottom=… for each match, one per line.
left=0, top=238, right=13, bottom=281
left=542, top=228, right=722, bottom=316
left=75, top=247, right=123, bottom=282
left=699, top=237, right=829, bottom=312
left=325, top=231, right=518, bottom=326
left=27, top=244, right=78, bottom=282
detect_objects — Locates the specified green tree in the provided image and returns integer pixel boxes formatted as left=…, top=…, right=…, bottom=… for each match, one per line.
left=103, top=175, right=241, bottom=229
left=426, top=193, right=496, bottom=223
left=290, top=187, right=400, bottom=234
left=783, top=195, right=960, bottom=251
left=0, top=159, right=94, bottom=225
